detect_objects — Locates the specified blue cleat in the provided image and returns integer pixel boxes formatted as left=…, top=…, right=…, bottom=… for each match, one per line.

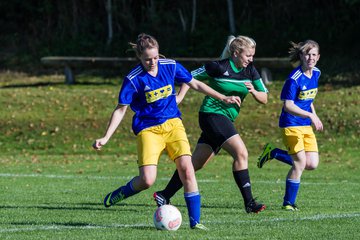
left=104, top=187, right=125, bottom=208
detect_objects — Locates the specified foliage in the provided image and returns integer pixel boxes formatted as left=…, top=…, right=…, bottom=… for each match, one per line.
left=0, top=73, right=359, bottom=239
left=0, top=72, right=359, bottom=156
left=1, top=0, right=359, bottom=78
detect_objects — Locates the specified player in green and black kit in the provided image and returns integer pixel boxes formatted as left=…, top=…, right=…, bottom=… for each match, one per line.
left=154, top=35, right=268, bottom=213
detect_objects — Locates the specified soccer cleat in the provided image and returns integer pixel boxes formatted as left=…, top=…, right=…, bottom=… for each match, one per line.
left=245, top=199, right=266, bottom=213
left=282, top=203, right=299, bottom=211
left=191, top=223, right=209, bottom=231
left=153, top=191, right=170, bottom=207
left=257, top=143, right=275, bottom=168
left=103, top=187, right=125, bottom=208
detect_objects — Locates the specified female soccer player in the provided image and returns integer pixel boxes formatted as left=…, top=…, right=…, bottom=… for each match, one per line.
left=154, top=35, right=268, bottom=213
left=257, top=40, right=323, bottom=211
left=92, top=33, right=241, bottom=229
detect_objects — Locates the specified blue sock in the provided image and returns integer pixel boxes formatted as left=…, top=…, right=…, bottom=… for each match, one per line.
left=184, top=192, right=201, bottom=228
left=272, top=148, right=293, bottom=166
left=283, top=179, right=300, bottom=206
left=120, top=178, right=140, bottom=199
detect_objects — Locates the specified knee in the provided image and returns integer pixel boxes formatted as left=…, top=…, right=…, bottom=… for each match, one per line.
left=305, top=157, right=319, bottom=170
left=140, top=176, right=156, bottom=189
left=305, top=162, right=318, bottom=170
left=183, top=167, right=195, bottom=180
left=235, top=150, right=248, bottom=163
left=178, top=165, right=196, bottom=182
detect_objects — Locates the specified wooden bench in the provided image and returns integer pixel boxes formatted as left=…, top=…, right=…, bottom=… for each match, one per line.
left=41, top=56, right=292, bottom=84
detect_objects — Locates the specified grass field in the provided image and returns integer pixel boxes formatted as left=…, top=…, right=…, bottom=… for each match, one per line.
left=0, top=72, right=359, bottom=239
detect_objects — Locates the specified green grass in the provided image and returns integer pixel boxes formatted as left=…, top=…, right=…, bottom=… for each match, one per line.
left=0, top=72, right=359, bottom=239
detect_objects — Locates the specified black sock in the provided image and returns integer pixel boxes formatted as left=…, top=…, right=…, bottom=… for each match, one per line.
left=161, top=170, right=183, bottom=199
left=233, top=169, right=253, bottom=205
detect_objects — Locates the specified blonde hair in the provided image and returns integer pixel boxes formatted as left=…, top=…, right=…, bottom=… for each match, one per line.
left=220, top=35, right=256, bottom=60
left=128, top=33, right=165, bottom=58
left=288, top=40, right=320, bottom=63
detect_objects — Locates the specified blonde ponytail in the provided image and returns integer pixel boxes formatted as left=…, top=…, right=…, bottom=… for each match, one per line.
left=220, top=35, right=236, bottom=60
left=220, top=35, right=256, bottom=60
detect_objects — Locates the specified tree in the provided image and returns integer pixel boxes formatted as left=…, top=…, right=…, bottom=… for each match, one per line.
left=106, top=0, right=113, bottom=46
left=226, top=0, right=236, bottom=34
left=177, top=0, right=197, bottom=33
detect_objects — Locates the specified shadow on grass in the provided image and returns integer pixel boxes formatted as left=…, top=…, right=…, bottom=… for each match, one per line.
left=7, top=221, right=153, bottom=230
left=0, top=203, right=144, bottom=212
left=0, top=201, right=240, bottom=212
left=0, top=81, right=118, bottom=89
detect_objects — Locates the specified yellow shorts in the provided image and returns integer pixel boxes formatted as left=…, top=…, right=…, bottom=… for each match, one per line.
left=136, top=118, right=191, bottom=167
left=282, top=126, right=318, bottom=154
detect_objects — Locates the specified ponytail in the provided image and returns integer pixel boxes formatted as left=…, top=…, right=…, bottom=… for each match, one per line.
left=220, top=35, right=256, bottom=60
left=220, top=36, right=236, bottom=60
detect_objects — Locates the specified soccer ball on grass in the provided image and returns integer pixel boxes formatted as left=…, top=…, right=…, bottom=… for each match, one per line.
left=153, top=204, right=182, bottom=231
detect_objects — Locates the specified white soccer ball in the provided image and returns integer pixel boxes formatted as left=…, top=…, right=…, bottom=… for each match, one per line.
left=153, top=204, right=182, bottom=231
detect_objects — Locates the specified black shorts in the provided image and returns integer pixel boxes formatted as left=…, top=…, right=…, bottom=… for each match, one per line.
left=197, top=112, right=238, bottom=154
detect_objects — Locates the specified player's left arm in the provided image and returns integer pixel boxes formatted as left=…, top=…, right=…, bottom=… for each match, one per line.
left=284, top=100, right=323, bottom=131
left=245, top=80, right=268, bottom=104
left=310, top=103, right=317, bottom=115
left=187, top=78, right=241, bottom=106
left=310, top=103, right=324, bottom=131
left=176, top=83, right=190, bottom=104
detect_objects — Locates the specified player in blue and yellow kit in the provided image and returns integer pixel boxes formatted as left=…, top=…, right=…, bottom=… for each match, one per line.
left=154, top=35, right=268, bottom=213
left=92, top=33, right=240, bottom=230
left=257, top=40, right=323, bottom=211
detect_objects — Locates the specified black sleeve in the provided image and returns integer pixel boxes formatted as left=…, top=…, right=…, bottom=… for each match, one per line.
left=249, top=63, right=261, bottom=80
left=204, top=61, right=224, bottom=78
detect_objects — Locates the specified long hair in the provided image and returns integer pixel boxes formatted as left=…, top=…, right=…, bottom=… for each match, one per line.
left=127, top=33, right=165, bottom=58
left=288, top=40, right=320, bottom=63
left=220, top=35, right=256, bottom=60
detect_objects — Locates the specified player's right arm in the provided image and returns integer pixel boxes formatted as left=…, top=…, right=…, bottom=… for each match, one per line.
left=189, top=62, right=241, bottom=106
left=283, top=100, right=323, bottom=131
left=187, top=78, right=241, bottom=106
left=93, top=104, right=128, bottom=150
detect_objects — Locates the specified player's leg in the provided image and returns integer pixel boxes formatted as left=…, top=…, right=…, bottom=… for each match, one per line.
left=104, top=166, right=157, bottom=207
left=257, top=143, right=293, bottom=168
left=175, top=154, right=207, bottom=229
left=160, top=118, right=207, bottom=229
left=304, top=127, right=319, bottom=170
left=104, top=126, right=163, bottom=208
left=282, top=127, right=307, bottom=211
left=222, top=135, right=266, bottom=213
left=282, top=151, right=306, bottom=211
left=154, top=114, right=218, bottom=206
left=154, top=143, right=214, bottom=206
left=305, top=152, right=319, bottom=170
left=175, top=155, right=198, bottom=193
left=283, top=126, right=319, bottom=210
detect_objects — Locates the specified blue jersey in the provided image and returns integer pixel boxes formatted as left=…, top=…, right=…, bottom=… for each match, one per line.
left=279, top=65, right=321, bottom=128
left=118, top=59, right=192, bottom=135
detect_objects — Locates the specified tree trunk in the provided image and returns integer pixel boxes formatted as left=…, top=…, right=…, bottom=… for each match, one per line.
left=226, top=0, right=236, bottom=34
left=106, top=0, right=113, bottom=46
left=190, top=0, right=197, bottom=32
left=178, top=9, right=186, bottom=32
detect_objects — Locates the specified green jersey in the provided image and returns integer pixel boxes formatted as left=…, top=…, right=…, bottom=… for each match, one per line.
left=191, top=58, right=268, bottom=121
